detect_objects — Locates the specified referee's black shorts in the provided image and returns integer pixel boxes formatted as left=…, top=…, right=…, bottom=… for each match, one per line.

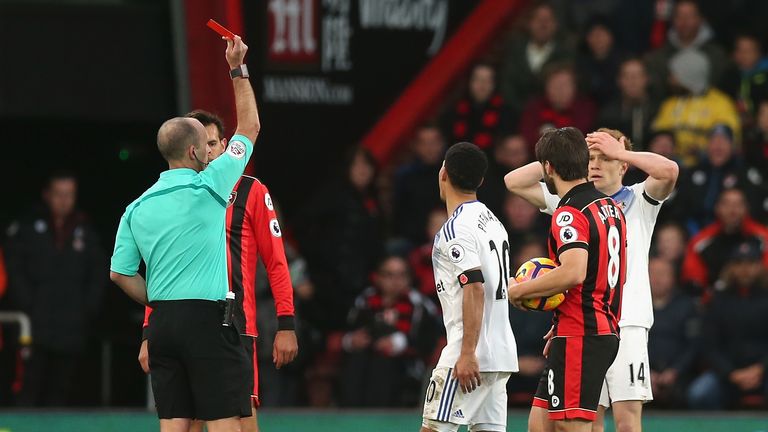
left=147, top=300, right=251, bottom=421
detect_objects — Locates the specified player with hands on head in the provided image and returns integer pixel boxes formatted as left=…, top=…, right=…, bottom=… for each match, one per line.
left=505, top=127, right=678, bottom=432
left=507, top=127, right=627, bottom=432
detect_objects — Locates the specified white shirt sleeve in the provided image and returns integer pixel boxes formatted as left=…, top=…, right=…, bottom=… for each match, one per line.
left=445, top=220, right=482, bottom=275
left=631, top=181, right=664, bottom=225
left=539, top=182, right=560, bottom=216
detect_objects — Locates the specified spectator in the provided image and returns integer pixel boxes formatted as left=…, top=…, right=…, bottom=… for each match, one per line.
left=518, top=63, right=596, bottom=151
left=645, top=0, right=728, bottom=100
left=499, top=2, right=572, bottom=114
left=478, top=134, right=530, bottom=218
left=652, top=49, right=741, bottom=167
left=502, top=194, right=550, bottom=255
left=296, top=147, right=383, bottom=331
left=443, top=63, right=514, bottom=150
left=646, top=129, right=679, bottom=160
left=648, top=257, right=701, bottom=408
left=673, top=125, right=764, bottom=231
left=681, top=188, right=768, bottom=294
left=688, top=242, right=768, bottom=409
left=623, top=130, right=681, bottom=186
left=512, top=236, right=549, bottom=269
left=507, top=238, right=551, bottom=404
left=4, top=171, right=105, bottom=406
left=719, top=34, right=768, bottom=128
left=392, top=125, right=445, bottom=246
left=598, top=58, right=659, bottom=150
left=576, top=16, right=624, bottom=105
left=743, top=100, right=768, bottom=174
left=256, top=213, right=315, bottom=407
left=408, top=208, right=448, bottom=300
left=652, top=222, right=688, bottom=273
left=338, top=255, right=439, bottom=407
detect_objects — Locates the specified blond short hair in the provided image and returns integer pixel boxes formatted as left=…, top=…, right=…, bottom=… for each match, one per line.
left=596, top=128, right=633, bottom=151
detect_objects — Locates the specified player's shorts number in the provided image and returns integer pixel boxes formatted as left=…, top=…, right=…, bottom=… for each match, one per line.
left=425, top=380, right=437, bottom=403
left=547, top=369, right=555, bottom=395
left=629, top=362, right=646, bottom=386
left=489, top=240, right=511, bottom=300
left=607, top=225, right=620, bottom=289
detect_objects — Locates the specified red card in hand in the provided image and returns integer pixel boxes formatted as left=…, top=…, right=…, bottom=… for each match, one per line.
left=207, top=19, right=236, bottom=39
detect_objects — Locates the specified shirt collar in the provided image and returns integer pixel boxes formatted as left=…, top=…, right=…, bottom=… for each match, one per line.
left=159, top=168, right=197, bottom=179
left=557, top=181, right=595, bottom=208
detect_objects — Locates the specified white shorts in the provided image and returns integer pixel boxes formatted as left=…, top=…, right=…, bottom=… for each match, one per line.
left=599, top=326, right=653, bottom=407
left=422, top=366, right=511, bottom=432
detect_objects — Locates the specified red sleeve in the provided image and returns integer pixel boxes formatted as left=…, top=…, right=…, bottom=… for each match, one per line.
left=251, top=182, right=295, bottom=321
left=681, top=234, right=710, bottom=290
left=551, top=206, right=590, bottom=256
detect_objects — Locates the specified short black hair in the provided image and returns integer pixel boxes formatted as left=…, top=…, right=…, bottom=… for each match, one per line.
left=186, top=109, right=225, bottom=140
left=445, top=142, right=488, bottom=192
left=46, top=169, right=77, bottom=189
left=535, top=127, right=588, bottom=181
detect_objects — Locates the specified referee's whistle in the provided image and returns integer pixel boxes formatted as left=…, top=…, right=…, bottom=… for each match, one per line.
left=223, top=291, right=236, bottom=327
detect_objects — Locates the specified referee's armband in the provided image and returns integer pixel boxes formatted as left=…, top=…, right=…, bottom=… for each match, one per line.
left=457, top=269, right=484, bottom=287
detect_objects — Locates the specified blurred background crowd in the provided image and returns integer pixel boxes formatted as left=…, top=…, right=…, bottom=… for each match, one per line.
left=1, top=0, right=768, bottom=413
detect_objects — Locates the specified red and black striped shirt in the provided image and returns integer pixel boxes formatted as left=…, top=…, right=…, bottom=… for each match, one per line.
left=547, top=182, right=626, bottom=337
left=144, top=176, right=295, bottom=337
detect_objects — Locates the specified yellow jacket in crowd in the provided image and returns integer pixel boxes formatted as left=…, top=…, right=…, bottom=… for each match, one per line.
left=652, top=88, right=741, bottom=167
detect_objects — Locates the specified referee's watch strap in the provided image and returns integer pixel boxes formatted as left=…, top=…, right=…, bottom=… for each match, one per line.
left=277, top=315, right=296, bottom=331
left=229, top=64, right=249, bottom=79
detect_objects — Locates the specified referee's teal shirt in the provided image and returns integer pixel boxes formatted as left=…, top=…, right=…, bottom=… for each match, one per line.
left=110, top=135, right=253, bottom=302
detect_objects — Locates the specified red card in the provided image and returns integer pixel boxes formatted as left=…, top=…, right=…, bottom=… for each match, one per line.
left=206, top=19, right=236, bottom=39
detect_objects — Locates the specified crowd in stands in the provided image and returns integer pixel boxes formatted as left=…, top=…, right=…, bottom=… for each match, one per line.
left=2, top=0, right=768, bottom=411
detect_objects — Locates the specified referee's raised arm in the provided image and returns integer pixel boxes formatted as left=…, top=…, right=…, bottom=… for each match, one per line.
left=109, top=32, right=261, bottom=431
left=200, top=35, right=260, bottom=202
left=226, top=36, right=260, bottom=143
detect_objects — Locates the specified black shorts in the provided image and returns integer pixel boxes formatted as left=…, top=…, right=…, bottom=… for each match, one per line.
left=533, top=335, right=619, bottom=421
left=241, top=335, right=260, bottom=408
left=147, top=300, right=251, bottom=421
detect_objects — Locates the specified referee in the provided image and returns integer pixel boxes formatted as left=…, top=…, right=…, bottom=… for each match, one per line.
left=110, top=35, right=259, bottom=432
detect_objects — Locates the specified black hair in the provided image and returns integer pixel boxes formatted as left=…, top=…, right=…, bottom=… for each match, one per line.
left=733, top=32, right=764, bottom=54
left=46, top=169, right=77, bottom=189
left=186, top=109, right=225, bottom=141
left=534, top=127, right=588, bottom=181
left=445, top=142, right=488, bottom=192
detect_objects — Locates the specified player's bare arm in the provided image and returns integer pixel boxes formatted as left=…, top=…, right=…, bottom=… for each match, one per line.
left=455, top=276, right=483, bottom=394
left=586, top=131, right=679, bottom=200
left=226, top=36, right=260, bottom=143
left=109, top=272, right=149, bottom=305
left=504, top=162, right=547, bottom=209
left=508, top=248, right=588, bottom=302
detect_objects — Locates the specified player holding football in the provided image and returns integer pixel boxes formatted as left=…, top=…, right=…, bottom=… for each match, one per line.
left=507, top=127, right=627, bottom=432
left=139, top=110, right=298, bottom=432
left=421, top=142, right=518, bottom=432
left=506, top=128, right=678, bottom=432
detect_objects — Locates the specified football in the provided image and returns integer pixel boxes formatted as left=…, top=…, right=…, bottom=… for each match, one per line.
left=514, top=257, right=565, bottom=311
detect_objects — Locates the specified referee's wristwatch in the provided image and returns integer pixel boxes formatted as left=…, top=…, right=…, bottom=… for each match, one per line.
left=230, top=64, right=249, bottom=80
